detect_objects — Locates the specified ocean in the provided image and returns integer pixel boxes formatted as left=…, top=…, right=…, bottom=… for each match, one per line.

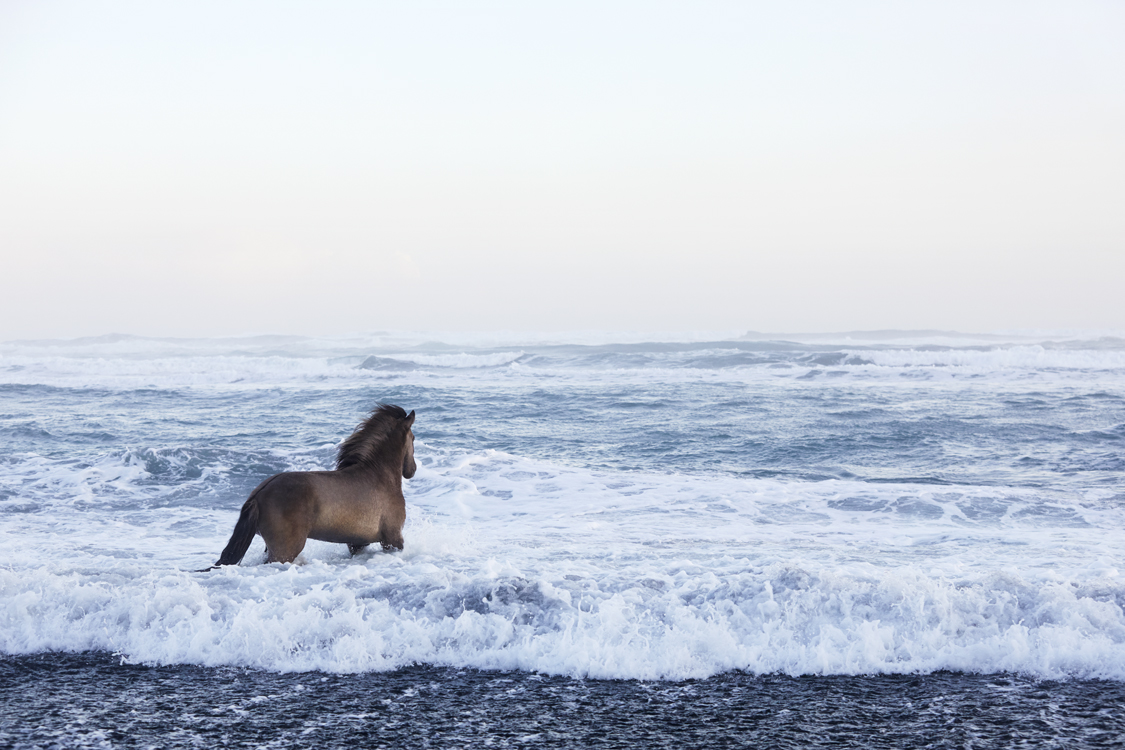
left=1, top=330, right=1123, bottom=748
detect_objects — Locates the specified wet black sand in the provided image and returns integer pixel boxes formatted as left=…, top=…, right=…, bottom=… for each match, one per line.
left=2, top=652, right=1123, bottom=749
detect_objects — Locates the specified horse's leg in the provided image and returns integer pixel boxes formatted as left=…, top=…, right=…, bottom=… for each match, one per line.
left=374, top=504, right=405, bottom=553
left=258, top=519, right=308, bottom=563
left=256, top=480, right=315, bottom=564
left=379, top=525, right=404, bottom=552
left=348, top=544, right=369, bottom=556
left=263, top=531, right=307, bottom=563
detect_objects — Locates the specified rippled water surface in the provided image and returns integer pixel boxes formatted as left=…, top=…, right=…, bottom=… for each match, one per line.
left=2, top=330, right=1123, bottom=746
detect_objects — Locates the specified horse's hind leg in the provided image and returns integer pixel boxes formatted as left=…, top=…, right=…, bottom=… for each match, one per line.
left=264, top=534, right=307, bottom=564
left=256, top=479, right=315, bottom=563
left=260, top=520, right=309, bottom=563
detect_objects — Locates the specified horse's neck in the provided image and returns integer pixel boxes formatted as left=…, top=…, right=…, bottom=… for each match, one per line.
left=341, top=456, right=402, bottom=487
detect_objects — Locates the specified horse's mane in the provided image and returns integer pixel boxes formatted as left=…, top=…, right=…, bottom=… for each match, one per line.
left=336, top=403, right=410, bottom=470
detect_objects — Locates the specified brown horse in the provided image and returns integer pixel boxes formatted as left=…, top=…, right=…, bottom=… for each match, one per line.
left=208, top=404, right=416, bottom=567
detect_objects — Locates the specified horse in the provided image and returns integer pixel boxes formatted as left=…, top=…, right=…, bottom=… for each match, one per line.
left=206, top=404, right=416, bottom=568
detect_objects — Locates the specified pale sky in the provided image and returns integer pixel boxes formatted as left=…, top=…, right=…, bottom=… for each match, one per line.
left=1, top=1, right=1123, bottom=339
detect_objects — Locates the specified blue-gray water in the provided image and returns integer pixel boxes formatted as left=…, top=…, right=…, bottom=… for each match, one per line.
left=2, top=330, right=1124, bottom=746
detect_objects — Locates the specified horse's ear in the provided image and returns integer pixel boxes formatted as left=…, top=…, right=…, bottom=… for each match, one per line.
left=405, top=409, right=416, bottom=426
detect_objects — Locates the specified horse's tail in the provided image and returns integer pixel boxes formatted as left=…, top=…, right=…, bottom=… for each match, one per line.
left=214, top=492, right=261, bottom=567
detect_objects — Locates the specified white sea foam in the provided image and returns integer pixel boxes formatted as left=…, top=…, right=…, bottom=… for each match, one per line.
left=4, top=554, right=1123, bottom=679
left=2, top=447, right=1123, bottom=680
left=0, top=355, right=366, bottom=389
left=2, top=331, right=1123, bottom=680
left=857, top=346, right=1125, bottom=371
left=4, top=332, right=1125, bottom=391
left=385, top=351, right=526, bottom=368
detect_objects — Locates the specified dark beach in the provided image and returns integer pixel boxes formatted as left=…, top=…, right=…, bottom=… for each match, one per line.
left=3, top=652, right=1123, bottom=749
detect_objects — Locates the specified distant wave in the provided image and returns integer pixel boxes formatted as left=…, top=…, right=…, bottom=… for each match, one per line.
left=858, top=345, right=1125, bottom=370
left=360, top=351, right=525, bottom=370
left=3, top=334, right=1125, bottom=390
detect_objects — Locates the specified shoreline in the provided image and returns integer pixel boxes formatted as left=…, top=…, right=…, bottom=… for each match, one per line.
left=4, top=652, right=1123, bottom=749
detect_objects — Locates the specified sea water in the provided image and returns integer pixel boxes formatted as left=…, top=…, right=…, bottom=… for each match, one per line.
left=1, top=330, right=1123, bottom=747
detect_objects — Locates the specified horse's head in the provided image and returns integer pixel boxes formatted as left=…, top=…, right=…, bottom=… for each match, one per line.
left=402, top=409, right=417, bottom=479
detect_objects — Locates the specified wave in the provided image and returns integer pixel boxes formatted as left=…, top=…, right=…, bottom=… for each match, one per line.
left=2, top=554, right=1123, bottom=680
left=858, top=346, right=1125, bottom=371
left=3, top=448, right=1123, bottom=680
left=4, top=339, right=1125, bottom=391
left=0, top=355, right=366, bottom=389
left=0, top=444, right=332, bottom=512
left=359, top=352, right=525, bottom=370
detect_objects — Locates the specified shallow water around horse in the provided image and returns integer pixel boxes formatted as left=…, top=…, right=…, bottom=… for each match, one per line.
left=2, top=330, right=1124, bottom=745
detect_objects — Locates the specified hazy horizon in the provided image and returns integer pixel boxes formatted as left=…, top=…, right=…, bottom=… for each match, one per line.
left=6, top=326, right=1125, bottom=350
left=2, top=1, right=1123, bottom=340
